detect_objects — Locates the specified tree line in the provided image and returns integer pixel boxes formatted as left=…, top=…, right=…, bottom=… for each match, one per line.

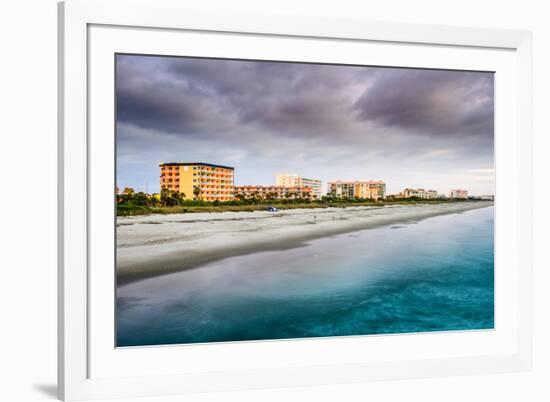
left=116, top=186, right=462, bottom=211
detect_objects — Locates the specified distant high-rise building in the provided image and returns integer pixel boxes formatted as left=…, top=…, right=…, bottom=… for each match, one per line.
left=402, top=188, right=439, bottom=199
left=327, top=181, right=356, bottom=199
left=275, top=173, right=322, bottom=199
left=327, top=180, right=386, bottom=200
left=159, top=162, right=235, bottom=201
left=450, top=189, right=468, bottom=199
left=354, top=181, right=386, bottom=200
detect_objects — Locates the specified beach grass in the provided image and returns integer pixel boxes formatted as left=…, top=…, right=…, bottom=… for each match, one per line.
left=116, top=199, right=469, bottom=216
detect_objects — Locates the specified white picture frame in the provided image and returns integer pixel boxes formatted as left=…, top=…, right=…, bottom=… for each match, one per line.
left=58, top=0, right=533, bottom=400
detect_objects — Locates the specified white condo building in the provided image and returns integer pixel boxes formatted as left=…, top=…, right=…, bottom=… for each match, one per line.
left=402, top=188, right=439, bottom=199
left=275, top=173, right=322, bottom=199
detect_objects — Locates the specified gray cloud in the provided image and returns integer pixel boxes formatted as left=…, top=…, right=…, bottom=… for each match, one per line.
left=352, top=69, right=494, bottom=140
left=116, top=56, right=368, bottom=139
left=116, top=54, right=494, bottom=195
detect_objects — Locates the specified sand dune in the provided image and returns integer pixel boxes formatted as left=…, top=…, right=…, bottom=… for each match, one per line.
left=116, top=201, right=493, bottom=284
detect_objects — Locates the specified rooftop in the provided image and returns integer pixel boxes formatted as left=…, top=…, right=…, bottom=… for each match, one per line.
left=236, top=185, right=311, bottom=189
left=159, top=162, right=234, bottom=170
left=328, top=180, right=385, bottom=184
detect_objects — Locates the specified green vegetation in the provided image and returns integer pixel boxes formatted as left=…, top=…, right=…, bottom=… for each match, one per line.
left=116, top=187, right=472, bottom=217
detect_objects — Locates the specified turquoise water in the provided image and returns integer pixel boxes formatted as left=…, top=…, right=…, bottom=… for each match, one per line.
left=116, top=206, right=494, bottom=347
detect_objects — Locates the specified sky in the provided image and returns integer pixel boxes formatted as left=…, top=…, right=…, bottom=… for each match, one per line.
left=116, top=54, right=494, bottom=196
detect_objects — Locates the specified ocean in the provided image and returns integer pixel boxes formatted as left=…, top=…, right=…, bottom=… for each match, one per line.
left=116, top=205, right=494, bottom=347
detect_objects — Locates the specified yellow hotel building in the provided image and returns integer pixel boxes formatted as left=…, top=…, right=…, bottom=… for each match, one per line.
left=159, top=162, right=235, bottom=201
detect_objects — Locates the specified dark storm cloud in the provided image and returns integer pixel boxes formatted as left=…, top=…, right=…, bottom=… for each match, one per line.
left=116, top=57, right=236, bottom=134
left=116, top=56, right=493, bottom=146
left=353, top=69, right=494, bottom=138
left=116, top=56, right=368, bottom=139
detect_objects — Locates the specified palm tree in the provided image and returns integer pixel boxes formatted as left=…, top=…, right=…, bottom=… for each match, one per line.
left=193, top=186, right=201, bottom=200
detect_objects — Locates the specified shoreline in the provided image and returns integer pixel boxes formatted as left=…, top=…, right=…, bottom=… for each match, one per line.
left=116, top=201, right=493, bottom=285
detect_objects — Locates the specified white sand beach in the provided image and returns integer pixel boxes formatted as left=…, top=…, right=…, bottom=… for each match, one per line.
left=116, top=201, right=493, bottom=283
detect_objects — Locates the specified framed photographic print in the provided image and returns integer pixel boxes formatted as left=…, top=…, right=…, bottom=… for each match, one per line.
left=115, top=55, right=497, bottom=347
left=58, top=0, right=533, bottom=400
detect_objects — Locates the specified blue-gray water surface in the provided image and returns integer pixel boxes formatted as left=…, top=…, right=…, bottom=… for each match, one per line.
left=117, top=206, right=494, bottom=347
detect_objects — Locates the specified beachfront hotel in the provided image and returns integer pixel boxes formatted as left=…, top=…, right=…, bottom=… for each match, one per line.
left=235, top=185, right=313, bottom=200
left=327, top=180, right=386, bottom=200
left=401, top=188, right=439, bottom=199
left=450, top=189, right=469, bottom=199
left=159, top=162, right=235, bottom=201
left=275, top=173, right=322, bottom=199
